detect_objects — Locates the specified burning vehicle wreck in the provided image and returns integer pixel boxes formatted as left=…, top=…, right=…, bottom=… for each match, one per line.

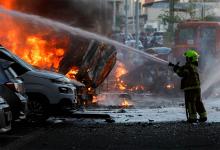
left=60, top=40, right=117, bottom=104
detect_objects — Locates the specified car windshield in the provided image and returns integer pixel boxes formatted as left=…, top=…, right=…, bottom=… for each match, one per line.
left=178, top=28, right=196, bottom=44
left=0, top=48, right=34, bottom=71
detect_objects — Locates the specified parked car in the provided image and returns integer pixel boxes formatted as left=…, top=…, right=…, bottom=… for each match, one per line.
left=144, top=47, right=172, bottom=61
left=0, top=59, right=27, bottom=121
left=112, top=32, right=144, bottom=50
left=0, top=97, right=12, bottom=133
left=0, top=46, right=77, bottom=121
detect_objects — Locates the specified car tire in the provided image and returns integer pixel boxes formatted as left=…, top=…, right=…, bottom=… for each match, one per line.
left=27, top=95, right=49, bottom=123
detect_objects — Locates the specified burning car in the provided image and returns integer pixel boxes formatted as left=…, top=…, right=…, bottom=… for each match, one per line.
left=0, top=46, right=77, bottom=121
left=60, top=40, right=117, bottom=104
left=0, top=59, right=27, bottom=121
left=0, top=97, right=12, bottom=133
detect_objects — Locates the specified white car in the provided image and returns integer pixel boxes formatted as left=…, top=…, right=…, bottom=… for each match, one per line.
left=0, top=97, right=12, bottom=133
left=112, top=33, right=144, bottom=50
left=0, top=46, right=77, bottom=121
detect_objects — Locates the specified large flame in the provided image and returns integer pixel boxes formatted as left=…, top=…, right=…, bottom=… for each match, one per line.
left=0, top=1, right=15, bottom=9
left=115, top=62, right=128, bottom=91
left=0, top=8, right=70, bottom=72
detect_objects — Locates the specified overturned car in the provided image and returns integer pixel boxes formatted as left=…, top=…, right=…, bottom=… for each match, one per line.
left=59, top=40, right=117, bottom=104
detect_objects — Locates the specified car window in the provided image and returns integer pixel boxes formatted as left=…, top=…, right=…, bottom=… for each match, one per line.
left=0, top=48, right=32, bottom=76
left=8, top=67, right=18, bottom=78
left=178, top=28, right=195, bottom=44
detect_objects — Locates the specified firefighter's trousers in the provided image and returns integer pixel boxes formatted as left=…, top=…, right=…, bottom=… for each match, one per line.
left=184, top=88, right=207, bottom=120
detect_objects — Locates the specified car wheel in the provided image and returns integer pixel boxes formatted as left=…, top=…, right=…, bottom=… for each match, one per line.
left=27, top=96, right=49, bottom=123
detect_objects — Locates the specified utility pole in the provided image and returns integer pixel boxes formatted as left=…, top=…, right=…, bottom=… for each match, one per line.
left=133, top=0, right=135, bottom=33
left=169, top=0, right=175, bottom=34
left=125, top=0, right=129, bottom=41
left=135, top=0, right=140, bottom=49
left=201, top=0, right=205, bottom=20
left=113, top=0, right=116, bottom=31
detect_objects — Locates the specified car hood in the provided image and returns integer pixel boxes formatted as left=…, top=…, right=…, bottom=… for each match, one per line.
left=26, top=69, right=65, bottom=80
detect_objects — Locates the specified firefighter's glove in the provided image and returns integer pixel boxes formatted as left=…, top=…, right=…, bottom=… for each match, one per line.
left=173, top=62, right=180, bottom=72
left=168, top=62, right=179, bottom=72
left=168, top=62, right=175, bottom=67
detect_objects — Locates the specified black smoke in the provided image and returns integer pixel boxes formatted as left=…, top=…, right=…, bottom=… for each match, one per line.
left=2, top=0, right=113, bottom=34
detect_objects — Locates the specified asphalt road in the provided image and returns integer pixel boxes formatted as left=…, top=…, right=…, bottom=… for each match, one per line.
left=1, top=120, right=220, bottom=150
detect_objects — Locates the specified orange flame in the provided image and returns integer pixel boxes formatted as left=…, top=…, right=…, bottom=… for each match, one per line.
left=0, top=11, right=70, bottom=72
left=66, top=67, right=79, bottom=79
left=92, top=96, right=98, bottom=104
left=0, top=0, right=15, bottom=9
left=115, top=62, right=128, bottom=91
left=120, top=99, right=132, bottom=108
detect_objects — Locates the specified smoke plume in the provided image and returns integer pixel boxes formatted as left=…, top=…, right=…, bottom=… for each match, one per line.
left=0, top=0, right=113, bottom=35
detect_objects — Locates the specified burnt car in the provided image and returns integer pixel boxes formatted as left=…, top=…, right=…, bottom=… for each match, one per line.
left=0, top=97, right=12, bottom=133
left=59, top=40, right=117, bottom=104
left=0, top=59, right=28, bottom=120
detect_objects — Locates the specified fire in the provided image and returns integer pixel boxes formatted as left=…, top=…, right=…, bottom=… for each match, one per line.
left=129, top=85, right=145, bottom=92
left=92, top=96, right=98, bottom=104
left=120, top=99, right=132, bottom=108
left=23, top=36, right=65, bottom=69
left=115, top=62, right=128, bottom=78
left=0, top=11, right=70, bottom=72
left=0, top=0, right=15, bottom=9
left=66, top=67, right=79, bottom=79
left=115, top=62, right=128, bottom=91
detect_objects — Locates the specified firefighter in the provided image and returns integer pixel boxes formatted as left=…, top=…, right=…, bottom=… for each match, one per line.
left=169, top=49, right=207, bottom=123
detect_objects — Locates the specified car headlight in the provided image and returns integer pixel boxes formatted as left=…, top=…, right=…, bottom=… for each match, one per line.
left=51, top=77, right=71, bottom=85
left=59, top=87, right=73, bottom=94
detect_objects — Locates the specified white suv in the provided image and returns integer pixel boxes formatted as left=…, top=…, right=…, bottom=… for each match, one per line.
left=0, top=46, right=77, bottom=121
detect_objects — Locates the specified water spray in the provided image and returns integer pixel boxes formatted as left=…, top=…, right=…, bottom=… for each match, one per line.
left=0, top=8, right=169, bottom=65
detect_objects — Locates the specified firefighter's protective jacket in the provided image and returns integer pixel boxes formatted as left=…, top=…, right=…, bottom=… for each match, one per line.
left=173, top=62, right=200, bottom=90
